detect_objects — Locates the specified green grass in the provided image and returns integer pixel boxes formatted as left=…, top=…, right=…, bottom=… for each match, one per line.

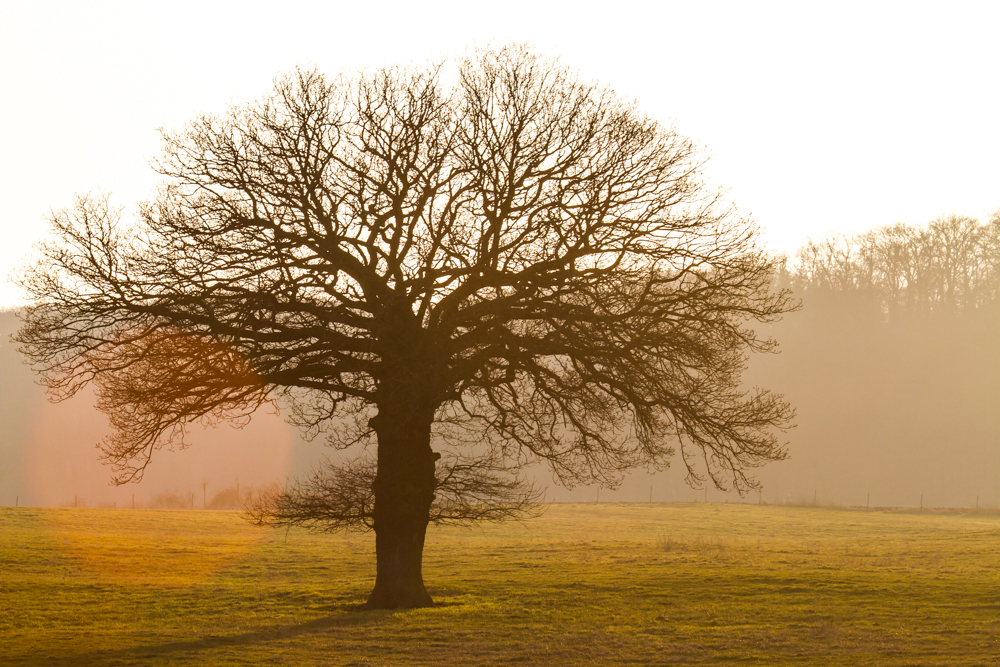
left=3, top=503, right=1000, bottom=665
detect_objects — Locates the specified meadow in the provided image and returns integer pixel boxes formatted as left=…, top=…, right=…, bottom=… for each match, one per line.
left=2, top=502, right=999, bottom=666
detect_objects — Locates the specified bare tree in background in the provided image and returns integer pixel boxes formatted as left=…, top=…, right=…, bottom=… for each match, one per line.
left=16, top=45, right=794, bottom=609
left=793, top=212, right=1000, bottom=317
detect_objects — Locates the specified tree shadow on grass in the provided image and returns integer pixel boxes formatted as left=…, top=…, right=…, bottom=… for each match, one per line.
left=10, top=607, right=397, bottom=667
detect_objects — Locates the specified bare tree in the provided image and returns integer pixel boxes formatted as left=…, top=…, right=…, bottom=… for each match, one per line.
left=16, top=45, right=794, bottom=608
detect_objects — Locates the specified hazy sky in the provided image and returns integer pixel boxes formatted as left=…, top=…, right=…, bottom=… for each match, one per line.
left=2, top=1, right=998, bottom=307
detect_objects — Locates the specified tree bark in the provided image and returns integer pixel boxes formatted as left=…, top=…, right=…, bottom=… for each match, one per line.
left=363, top=391, right=438, bottom=609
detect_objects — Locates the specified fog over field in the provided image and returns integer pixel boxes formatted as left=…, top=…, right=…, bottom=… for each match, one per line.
left=578, top=215, right=1000, bottom=508
left=4, top=4, right=1000, bottom=521
left=6, top=214, right=1000, bottom=510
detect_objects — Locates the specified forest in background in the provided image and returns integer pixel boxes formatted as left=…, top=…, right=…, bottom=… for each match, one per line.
left=4, top=212, right=1000, bottom=508
left=748, top=212, right=1000, bottom=508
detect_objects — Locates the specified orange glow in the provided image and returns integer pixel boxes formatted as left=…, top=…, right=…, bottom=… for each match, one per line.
left=26, top=384, right=296, bottom=508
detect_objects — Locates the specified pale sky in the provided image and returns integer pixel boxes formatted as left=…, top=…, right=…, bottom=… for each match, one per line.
left=2, top=1, right=998, bottom=307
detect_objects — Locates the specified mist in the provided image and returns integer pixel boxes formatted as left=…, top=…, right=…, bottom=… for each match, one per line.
left=5, top=213, right=1000, bottom=510
left=0, top=310, right=326, bottom=508
left=546, top=213, right=1000, bottom=508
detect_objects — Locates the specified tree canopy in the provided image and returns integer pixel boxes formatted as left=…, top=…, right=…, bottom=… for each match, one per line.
left=17, top=45, right=794, bottom=608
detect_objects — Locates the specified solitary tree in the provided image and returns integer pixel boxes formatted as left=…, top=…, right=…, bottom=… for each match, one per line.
left=17, top=46, right=794, bottom=609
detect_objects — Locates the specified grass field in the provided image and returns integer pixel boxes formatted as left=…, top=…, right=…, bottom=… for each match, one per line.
left=2, top=503, right=999, bottom=666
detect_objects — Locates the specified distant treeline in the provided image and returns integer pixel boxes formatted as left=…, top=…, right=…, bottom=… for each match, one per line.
left=735, top=210, right=1000, bottom=509
left=789, top=212, right=1000, bottom=316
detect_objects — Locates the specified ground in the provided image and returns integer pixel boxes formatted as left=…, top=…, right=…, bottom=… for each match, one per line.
left=2, top=502, right=999, bottom=665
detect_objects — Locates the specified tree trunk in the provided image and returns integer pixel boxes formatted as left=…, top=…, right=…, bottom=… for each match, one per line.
left=363, top=394, right=438, bottom=609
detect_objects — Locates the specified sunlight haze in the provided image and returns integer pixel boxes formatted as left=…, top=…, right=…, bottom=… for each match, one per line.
left=7, top=4, right=1000, bottom=657
left=2, top=1, right=998, bottom=306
